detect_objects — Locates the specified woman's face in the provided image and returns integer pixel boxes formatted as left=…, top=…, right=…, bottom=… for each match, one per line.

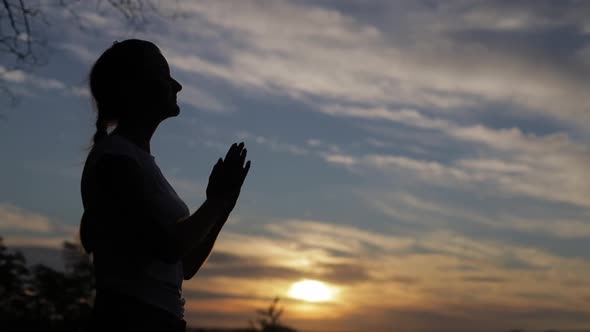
left=137, top=50, right=183, bottom=122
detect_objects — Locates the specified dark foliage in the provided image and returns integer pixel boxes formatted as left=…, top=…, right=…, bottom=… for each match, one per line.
left=248, top=297, right=297, bottom=332
left=0, top=236, right=95, bottom=331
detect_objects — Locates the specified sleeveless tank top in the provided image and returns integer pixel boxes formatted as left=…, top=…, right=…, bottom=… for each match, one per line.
left=80, top=133, right=189, bottom=319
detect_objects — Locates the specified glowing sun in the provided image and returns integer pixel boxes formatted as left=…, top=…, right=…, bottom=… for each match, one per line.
left=288, top=279, right=336, bottom=302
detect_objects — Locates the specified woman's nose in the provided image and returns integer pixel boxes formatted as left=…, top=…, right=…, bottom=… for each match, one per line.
left=172, top=78, right=182, bottom=92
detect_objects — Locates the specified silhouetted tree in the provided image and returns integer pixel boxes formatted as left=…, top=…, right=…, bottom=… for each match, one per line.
left=248, top=297, right=297, bottom=332
left=0, top=236, right=34, bottom=320
left=0, top=236, right=95, bottom=331
left=1, top=0, right=47, bottom=107
left=62, top=240, right=95, bottom=314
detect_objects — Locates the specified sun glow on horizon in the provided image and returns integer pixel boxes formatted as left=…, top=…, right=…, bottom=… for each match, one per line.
left=288, top=279, right=337, bottom=302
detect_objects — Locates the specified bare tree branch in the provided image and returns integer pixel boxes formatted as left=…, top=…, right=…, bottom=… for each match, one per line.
left=0, top=0, right=182, bottom=112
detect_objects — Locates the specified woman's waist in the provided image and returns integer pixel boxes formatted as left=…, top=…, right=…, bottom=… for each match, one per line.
left=94, top=250, right=183, bottom=286
left=93, top=286, right=187, bottom=328
left=96, top=274, right=185, bottom=319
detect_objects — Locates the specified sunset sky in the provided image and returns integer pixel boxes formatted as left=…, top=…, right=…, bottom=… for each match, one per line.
left=1, top=1, right=590, bottom=331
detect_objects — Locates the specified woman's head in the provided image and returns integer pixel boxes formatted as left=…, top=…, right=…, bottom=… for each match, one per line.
left=89, top=39, right=182, bottom=145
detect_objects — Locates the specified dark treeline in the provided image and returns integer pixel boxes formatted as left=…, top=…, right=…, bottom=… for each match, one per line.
left=0, top=236, right=95, bottom=331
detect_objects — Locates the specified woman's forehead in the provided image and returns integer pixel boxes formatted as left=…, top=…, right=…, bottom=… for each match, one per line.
left=140, top=51, right=169, bottom=73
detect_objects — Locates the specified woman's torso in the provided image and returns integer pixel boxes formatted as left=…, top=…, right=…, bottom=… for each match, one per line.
left=81, top=133, right=190, bottom=319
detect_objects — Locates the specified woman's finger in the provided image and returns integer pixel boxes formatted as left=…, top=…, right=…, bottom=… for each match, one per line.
left=239, top=148, right=247, bottom=167
left=224, top=143, right=238, bottom=163
left=227, top=142, right=246, bottom=168
left=233, top=142, right=245, bottom=164
left=240, top=160, right=251, bottom=185
left=209, top=158, right=223, bottom=179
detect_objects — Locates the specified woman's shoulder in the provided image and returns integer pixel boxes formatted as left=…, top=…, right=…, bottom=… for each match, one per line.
left=83, top=140, right=149, bottom=197
left=90, top=134, right=150, bottom=166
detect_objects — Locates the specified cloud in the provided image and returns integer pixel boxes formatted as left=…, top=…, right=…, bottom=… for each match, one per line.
left=27, top=0, right=590, bottom=213
left=3, top=235, right=72, bottom=248
left=0, top=203, right=78, bottom=250
left=184, top=217, right=590, bottom=330
left=213, top=126, right=588, bottom=238
left=436, top=1, right=590, bottom=33
left=315, top=262, right=371, bottom=284
left=365, top=190, right=590, bottom=244
left=321, top=153, right=357, bottom=167
left=0, top=203, right=53, bottom=233
left=0, top=65, right=89, bottom=98
left=236, top=131, right=310, bottom=156
left=213, top=218, right=590, bottom=293
left=58, top=42, right=99, bottom=64
left=198, top=251, right=303, bottom=280
left=312, top=105, right=590, bottom=208
left=196, top=245, right=369, bottom=285
left=266, top=219, right=416, bottom=254
left=0, top=67, right=27, bottom=82
left=177, top=84, right=233, bottom=113
left=161, top=0, right=590, bottom=124
left=506, top=217, right=590, bottom=239
left=42, top=0, right=590, bottom=214
left=461, top=276, right=508, bottom=283
left=320, top=105, right=454, bottom=130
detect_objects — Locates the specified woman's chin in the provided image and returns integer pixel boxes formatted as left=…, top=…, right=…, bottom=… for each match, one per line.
left=169, top=104, right=180, bottom=116
left=156, top=104, right=180, bottom=121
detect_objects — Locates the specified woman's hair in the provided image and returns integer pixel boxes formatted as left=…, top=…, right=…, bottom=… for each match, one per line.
left=89, top=39, right=161, bottom=146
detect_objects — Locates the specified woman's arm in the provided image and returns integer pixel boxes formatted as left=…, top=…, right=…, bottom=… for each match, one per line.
left=181, top=206, right=231, bottom=280
left=180, top=142, right=250, bottom=278
left=171, top=198, right=229, bottom=262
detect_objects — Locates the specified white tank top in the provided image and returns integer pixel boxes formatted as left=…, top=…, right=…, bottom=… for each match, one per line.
left=80, top=133, right=189, bottom=319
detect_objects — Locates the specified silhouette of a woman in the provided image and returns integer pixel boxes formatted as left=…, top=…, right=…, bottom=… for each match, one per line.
left=79, top=39, right=250, bottom=331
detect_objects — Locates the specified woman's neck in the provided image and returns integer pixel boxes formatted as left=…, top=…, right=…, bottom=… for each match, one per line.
left=111, top=121, right=159, bottom=154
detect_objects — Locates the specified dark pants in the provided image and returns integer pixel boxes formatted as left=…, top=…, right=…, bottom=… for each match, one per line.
left=88, top=288, right=187, bottom=332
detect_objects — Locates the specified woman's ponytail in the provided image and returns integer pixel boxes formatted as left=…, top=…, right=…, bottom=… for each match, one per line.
left=93, top=111, right=108, bottom=145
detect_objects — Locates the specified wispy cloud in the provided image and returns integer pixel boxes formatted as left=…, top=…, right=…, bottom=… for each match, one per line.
left=237, top=131, right=310, bottom=156
left=0, top=203, right=77, bottom=248
left=181, top=217, right=590, bottom=330
left=162, top=0, right=590, bottom=124
left=0, top=202, right=53, bottom=233
left=0, top=65, right=89, bottom=98
left=312, top=104, right=590, bottom=208
left=178, top=85, right=233, bottom=113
